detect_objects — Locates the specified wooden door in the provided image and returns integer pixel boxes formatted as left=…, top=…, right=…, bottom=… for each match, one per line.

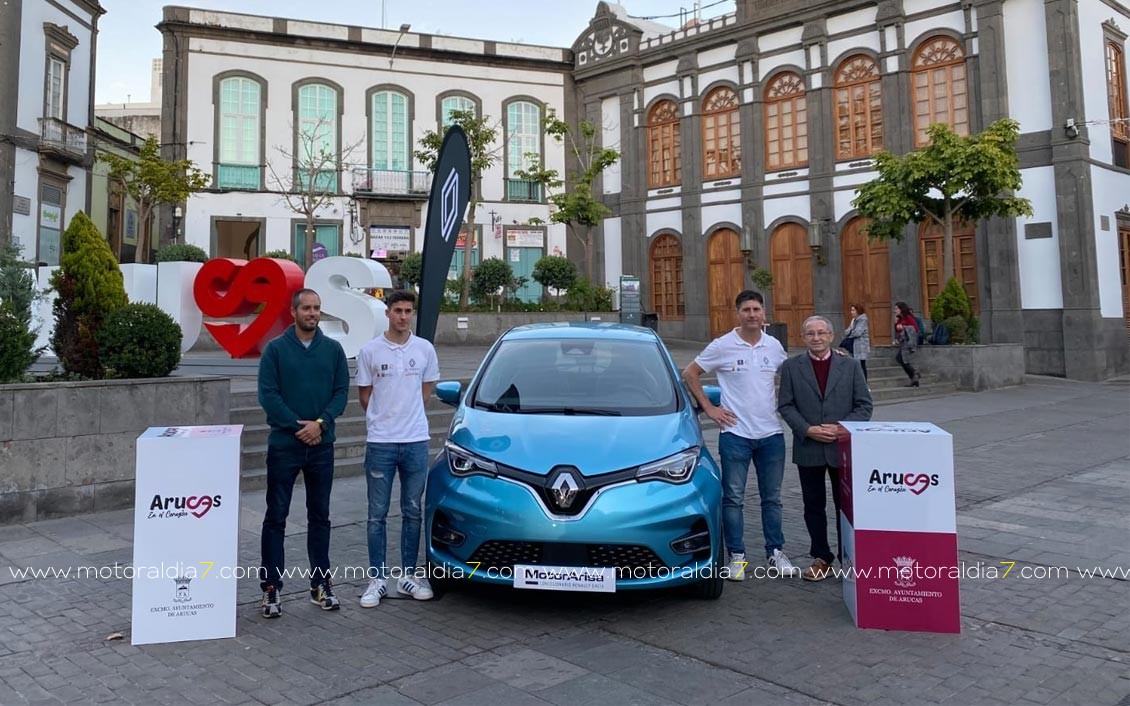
left=919, top=221, right=978, bottom=316
left=1120, top=226, right=1130, bottom=338
left=770, top=223, right=814, bottom=347
left=707, top=228, right=745, bottom=338
left=841, top=217, right=892, bottom=344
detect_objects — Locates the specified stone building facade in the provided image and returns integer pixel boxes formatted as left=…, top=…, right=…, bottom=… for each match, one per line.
left=572, top=0, right=1130, bottom=380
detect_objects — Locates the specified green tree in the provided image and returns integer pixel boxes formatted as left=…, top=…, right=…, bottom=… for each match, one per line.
left=470, top=257, right=514, bottom=308
left=99, top=136, right=209, bottom=263
left=852, top=119, right=1033, bottom=282
left=399, top=251, right=423, bottom=288
left=0, top=242, right=37, bottom=326
left=0, top=309, right=38, bottom=383
left=416, top=109, right=500, bottom=309
left=516, top=109, right=620, bottom=280
left=532, top=255, right=577, bottom=302
left=50, top=212, right=128, bottom=378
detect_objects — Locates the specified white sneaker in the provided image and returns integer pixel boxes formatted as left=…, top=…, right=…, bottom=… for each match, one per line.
left=768, top=549, right=801, bottom=578
left=360, top=578, right=386, bottom=608
left=397, top=576, right=434, bottom=601
left=726, top=552, right=748, bottom=582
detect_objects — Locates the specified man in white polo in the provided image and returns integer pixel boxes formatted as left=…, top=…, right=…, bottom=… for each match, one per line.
left=356, top=290, right=439, bottom=606
left=683, top=289, right=801, bottom=580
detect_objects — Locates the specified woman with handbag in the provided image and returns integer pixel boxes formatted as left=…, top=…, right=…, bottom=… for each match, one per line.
left=841, top=303, right=871, bottom=378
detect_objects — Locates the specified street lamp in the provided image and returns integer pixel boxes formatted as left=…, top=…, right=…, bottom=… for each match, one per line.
left=173, top=206, right=183, bottom=243
left=389, top=23, right=412, bottom=68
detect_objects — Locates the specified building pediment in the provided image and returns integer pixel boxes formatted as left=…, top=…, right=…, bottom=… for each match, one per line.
left=573, top=2, right=665, bottom=68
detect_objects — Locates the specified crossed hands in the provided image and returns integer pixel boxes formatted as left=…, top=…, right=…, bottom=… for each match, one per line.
left=295, top=420, right=323, bottom=446
left=805, top=424, right=840, bottom=443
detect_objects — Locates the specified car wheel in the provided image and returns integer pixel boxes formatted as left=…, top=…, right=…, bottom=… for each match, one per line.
left=428, top=562, right=455, bottom=599
left=691, top=557, right=725, bottom=600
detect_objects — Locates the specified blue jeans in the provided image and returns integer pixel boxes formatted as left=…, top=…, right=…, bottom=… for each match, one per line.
left=718, top=432, right=786, bottom=558
left=260, top=442, right=335, bottom=591
left=365, top=441, right=430, bottom=576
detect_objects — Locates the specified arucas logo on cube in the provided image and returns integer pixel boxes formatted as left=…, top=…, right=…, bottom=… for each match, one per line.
left=838, top=422, right=960, bottom=633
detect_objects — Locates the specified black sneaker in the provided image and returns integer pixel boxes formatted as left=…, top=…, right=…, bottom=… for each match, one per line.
left=310, top=579, right=340, bottom=611
left=261, top=586, right=281, bottom=619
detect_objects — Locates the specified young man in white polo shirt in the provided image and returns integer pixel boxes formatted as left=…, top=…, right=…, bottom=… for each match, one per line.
left=683, top=290, right=802, bottom=580
left=356, top=290, right=440, bottom=606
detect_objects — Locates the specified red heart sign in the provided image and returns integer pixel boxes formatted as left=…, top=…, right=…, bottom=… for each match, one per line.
left=905, top=473, right=932, bottom=495
left=193, top=258, right=306, bottom=358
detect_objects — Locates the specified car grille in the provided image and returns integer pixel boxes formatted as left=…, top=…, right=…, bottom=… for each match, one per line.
left=468, top=540, right=668, bottom=573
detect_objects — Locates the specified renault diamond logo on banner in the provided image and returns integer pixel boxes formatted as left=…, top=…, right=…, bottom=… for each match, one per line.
left=417, top=125, right=471, bottom=342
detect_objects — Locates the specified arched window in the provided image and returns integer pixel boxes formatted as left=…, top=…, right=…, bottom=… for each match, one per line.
left=442, top=95, right=476, bottom=126
left=647, top=100, right=681, bottom=187
left=296, top=83, right=339, bottom=191
left=835, top=55, right=883, bottom=160
left=912, top=36, right=969, bottom=146
left=371, top=90, right=409, bottom=171
left=1107, top=40, right=1129, bottom=167
left=506, top=100, right=542, bottom=202
left=764, top=72, right=807, bottom=171
left=217, top=76, right=262, bottom=189
left=702, top=86, right=741, bottom=179
left=649, top=234, right=684, bottom=319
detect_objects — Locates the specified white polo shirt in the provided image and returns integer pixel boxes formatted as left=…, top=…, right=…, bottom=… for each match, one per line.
left=694, top=329, right=788, bottom=440
left=356, top=333, right=440, bottom=443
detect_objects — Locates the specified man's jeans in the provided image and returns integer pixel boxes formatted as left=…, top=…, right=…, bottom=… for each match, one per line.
left=365, top=441, right=430, bottom=577
left=718, top=431, right=786, bottom=558
left=260, top=442, right=335, bottom=591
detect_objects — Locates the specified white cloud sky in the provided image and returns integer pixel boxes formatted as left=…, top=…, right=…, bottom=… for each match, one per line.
left=94, top=0, right=736, bottom=104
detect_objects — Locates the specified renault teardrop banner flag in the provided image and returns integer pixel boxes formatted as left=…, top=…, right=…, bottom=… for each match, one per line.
left=416, top=125, right=471, bottom=342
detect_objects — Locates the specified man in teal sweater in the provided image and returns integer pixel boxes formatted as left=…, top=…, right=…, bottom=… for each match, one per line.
left=257, top=288, right=349, bottom=618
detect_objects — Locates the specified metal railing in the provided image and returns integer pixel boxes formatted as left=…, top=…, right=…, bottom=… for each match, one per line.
left=38, top=118, right=87, bottom=156
left=351, top=168, right=431, bottom=196
left=216, top=164, right=261, bottom=190
left=506, top=178, right=543, bottom=203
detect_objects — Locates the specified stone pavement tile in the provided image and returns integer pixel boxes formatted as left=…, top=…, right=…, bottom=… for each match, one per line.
left=323, top=684, right=425, bottom=706
left=390, top=663, right=503, bottom=705
left=433, top=681, right=553, bottom=706
left=461, top=647, right=589, bottom=690
left=532, top=671, right=681, bottom=706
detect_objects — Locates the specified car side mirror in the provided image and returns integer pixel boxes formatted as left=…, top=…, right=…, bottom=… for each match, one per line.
left=435, top=381, right=462, bottom=407
left=704, top=385, right=721, bottom=408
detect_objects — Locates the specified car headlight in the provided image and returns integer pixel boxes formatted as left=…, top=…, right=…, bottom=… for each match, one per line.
left=445, top=441, right=498, bottom=478
left=635, top=447, right=699, bottom=484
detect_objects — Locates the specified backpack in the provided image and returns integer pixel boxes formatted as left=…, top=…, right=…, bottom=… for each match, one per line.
left=913, top=315, right=926, bottom=345
left=929, top=321, right=950, bottom=346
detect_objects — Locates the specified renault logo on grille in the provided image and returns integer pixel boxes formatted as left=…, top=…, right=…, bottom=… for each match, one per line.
left=549, top=471, right=580, bottom=510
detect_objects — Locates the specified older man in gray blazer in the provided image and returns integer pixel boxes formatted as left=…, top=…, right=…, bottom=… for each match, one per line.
left=778, top=315, right=873, bottom=581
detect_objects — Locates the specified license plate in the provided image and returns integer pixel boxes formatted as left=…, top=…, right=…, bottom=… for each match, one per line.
left=512, top=564, right=616, bottom=593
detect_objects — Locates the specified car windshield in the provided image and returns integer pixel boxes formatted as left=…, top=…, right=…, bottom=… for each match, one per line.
left=471, top=337, right=680, bottom=417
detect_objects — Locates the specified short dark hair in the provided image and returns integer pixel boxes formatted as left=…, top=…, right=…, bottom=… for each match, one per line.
left=735, top=290, right=764, bottom=308
left=850, top=303, right=866, bottom=314
left=385, top=290, right=417, bottom=308
left=291, top=288, right=319, bottom=308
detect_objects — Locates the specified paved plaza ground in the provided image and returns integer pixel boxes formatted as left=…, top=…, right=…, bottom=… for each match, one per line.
left=0, top=365, right=1127, bottom=705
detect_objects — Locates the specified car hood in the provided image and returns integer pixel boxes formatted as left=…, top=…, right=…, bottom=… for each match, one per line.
left=447, top=407, right=702, bottom=477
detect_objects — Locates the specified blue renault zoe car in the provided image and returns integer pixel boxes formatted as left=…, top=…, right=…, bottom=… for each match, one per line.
left=425, top=323, right=724, bottom=599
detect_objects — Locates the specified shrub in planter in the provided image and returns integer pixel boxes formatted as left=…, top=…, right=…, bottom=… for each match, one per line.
left=97, top=303, right=183, bottom=378
left=532, top=256, right=577, bottom=300
left=0, top=242, right=37, bottom=326
left=50, top=212, right=128, bottom=378
left=155, top=243, right=208, bottom=263
left=400, top=252, right=423, bottom=288
left=263, top=249, right=297, bottom=262
left=564, top=277, right=614, bottom=311
left=470, top=258, right=515, bottom=305
left=940, top=315, right=970, bottom=345
left=930, top=277, right=978, bottom=343
left=0, top=309, right=38, bottom=383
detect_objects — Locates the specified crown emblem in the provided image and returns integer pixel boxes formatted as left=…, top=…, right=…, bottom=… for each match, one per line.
left=173, top=576, right=193, bottom=603
left=892, top=556, right=917, bottom=588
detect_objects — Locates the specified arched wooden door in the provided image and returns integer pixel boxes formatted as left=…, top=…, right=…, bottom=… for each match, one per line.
left=919, top=220, right=978, bottom=316
left=707, top=228, right=745, bottom=338
left=841, top=217, right=892, bottom=344
left=770, top=222, right=814, bottom=348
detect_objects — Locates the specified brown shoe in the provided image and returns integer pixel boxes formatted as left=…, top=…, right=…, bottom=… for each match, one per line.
left=802, top=558, right=833, bottom=582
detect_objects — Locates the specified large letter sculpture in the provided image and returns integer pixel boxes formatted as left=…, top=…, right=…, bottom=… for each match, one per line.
left=417, top=125, right=471, bottom=342
left=305, top=256, right=393, bottom=358
left=193, top=258, right=305, bottom=358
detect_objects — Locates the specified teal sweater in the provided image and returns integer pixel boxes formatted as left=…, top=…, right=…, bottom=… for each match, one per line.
left=257, top=326, right=349, bottom=450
